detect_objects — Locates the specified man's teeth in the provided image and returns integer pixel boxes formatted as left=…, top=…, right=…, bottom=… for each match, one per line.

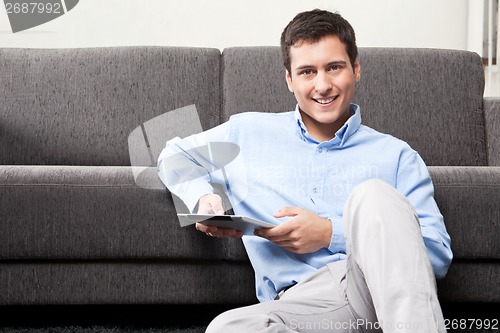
left=315, top=96, right=336, bottom=104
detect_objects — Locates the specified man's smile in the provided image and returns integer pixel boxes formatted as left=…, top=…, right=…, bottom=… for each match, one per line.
left=312, top=95, right=338, bottom=105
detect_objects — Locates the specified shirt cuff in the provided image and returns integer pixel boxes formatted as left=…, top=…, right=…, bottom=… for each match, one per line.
left=328, top=217, right=346, bottom=254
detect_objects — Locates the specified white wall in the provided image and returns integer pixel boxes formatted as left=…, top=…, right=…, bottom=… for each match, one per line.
left=0, top=0, right=469, bottom=51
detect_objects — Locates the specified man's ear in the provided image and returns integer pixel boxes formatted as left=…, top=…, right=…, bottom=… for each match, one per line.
left=285, top=70, right=294, bottom=93
left=353, top=59, right=361, bottom=82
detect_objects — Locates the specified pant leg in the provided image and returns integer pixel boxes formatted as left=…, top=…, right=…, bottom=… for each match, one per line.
left=343, top=179, right=446, bottom=333
left=206, top=261, right=363, bottom=333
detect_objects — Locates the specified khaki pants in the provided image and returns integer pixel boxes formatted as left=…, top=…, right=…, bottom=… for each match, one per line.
left=206, top=179, right=446, bottom=333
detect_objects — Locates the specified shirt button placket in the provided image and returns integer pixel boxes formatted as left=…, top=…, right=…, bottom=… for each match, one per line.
left=311, top=147, right=326, bottom=199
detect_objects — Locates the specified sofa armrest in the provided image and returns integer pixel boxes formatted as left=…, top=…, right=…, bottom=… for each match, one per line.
left=484, top=97, right=500, bottom=166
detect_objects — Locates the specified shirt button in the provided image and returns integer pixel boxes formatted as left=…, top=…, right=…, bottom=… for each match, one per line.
left=318, top=148, right=323, bottom=153
left=312, top=187, right=318, bottom=193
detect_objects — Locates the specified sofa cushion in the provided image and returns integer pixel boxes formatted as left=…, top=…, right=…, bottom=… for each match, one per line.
left=4, top=165, right=498, bottom=261
left=0, top=165, right=248, bottom=261
left=429, top=166, right=500, bottom=260
left=0, top=47, right=221, bottom=166
left=221, top=47, right=297, bottom=122
left=355, top=48, right=486, bottom=166
left=221, top=47, right=487, bottom=166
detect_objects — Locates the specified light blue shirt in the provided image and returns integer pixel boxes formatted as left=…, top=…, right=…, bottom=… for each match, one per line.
left=157, top=104, right=453, bottom=302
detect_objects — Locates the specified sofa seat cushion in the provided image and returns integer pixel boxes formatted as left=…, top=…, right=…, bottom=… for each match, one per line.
left=429, top=166, right=500, bottom=259
left=0, top=166, right=248, bottom=261
left=3, top=165, right=499, bottom=261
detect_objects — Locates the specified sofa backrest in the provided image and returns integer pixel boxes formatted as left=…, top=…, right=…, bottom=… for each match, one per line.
left=1, top=46, right=488, bottom=167
left=0, top=47, right=221, bottom=166
left=222, top=47, right=487, bottom=166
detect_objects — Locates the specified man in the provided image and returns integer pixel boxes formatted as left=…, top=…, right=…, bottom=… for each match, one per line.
left=158, top=9, right=452, bottom=332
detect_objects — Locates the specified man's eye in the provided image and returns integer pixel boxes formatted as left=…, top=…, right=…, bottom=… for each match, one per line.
left=328, top=65, right=341, bottom=72
left=299, top=69, right=314, bottom=76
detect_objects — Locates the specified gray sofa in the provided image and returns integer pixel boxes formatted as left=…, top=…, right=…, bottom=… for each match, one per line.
left=0, top=46, right=499, bottom=319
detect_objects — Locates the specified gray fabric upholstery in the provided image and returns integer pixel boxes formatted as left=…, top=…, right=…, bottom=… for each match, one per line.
left=429, top=166, right=500, bottom=259
left=0, top=165, right=248, bottom=261
left=437, top=261, right=500, bottom=302
left=0, top=262, right=256, bottom=305
left=0, top=47, right=221, bottom=166
left=354, top=48, right=486, bottom=166
left=221, top=47, right=297, bottom=121
left=485, top=97, right=500, bottom=166
left=1, top=260, right=498, bottom=306
left=222, top=47, right=487, bottom=166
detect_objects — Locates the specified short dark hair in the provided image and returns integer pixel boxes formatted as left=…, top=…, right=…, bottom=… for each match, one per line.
left=280, top=9, right=358, bottom=74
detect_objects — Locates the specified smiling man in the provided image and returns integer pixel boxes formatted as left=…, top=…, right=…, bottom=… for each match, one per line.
left=158, top=9, right=452, bottom=333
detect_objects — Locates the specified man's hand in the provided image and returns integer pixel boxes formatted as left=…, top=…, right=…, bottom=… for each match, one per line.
left=195, top=193, right=243, bottom=238
left=196, top=193, right=225, bottom=215
left=254, top=207, right=331, bottom=254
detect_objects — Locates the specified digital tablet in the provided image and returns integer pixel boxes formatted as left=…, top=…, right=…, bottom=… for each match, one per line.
left=177, top=213, right=275, bottom=235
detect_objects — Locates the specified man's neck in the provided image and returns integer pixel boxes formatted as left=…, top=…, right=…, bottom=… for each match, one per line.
left=299, top=110, right=350, bottom=143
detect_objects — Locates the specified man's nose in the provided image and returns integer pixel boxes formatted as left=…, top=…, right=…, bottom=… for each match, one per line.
left=314, top=72, right=332, bottom=95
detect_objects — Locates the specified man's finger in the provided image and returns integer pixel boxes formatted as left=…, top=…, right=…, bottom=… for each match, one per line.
left=255, top=221, right=292, bottom=238
left=195, top=223, right=218, bottom=233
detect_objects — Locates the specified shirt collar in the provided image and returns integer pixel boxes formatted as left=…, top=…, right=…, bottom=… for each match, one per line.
left=294, top=103, right=362, bottom=148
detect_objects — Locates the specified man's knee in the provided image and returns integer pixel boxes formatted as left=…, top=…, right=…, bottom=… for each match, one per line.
left=351, top=179, right=394, bottom=199
left=344, top=178, right=418, bottom=234
left=346, top=179, right=400, bottom=212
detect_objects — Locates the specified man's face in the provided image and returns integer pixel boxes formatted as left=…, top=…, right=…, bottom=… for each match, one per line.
left=286, top=35, right=360, bottom=141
